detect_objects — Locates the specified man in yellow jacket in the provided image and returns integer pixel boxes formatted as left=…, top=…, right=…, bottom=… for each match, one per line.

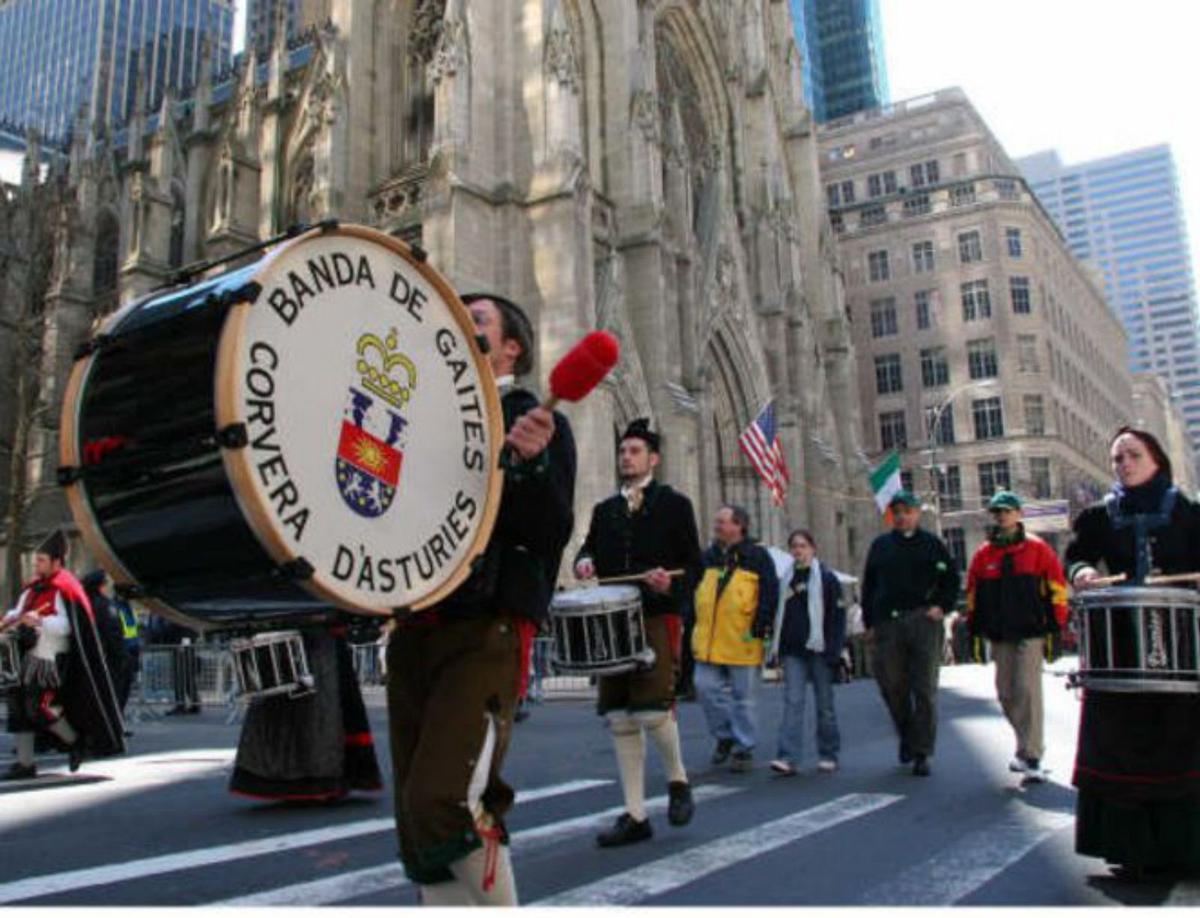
left=692, top=505, right=779, bottom=772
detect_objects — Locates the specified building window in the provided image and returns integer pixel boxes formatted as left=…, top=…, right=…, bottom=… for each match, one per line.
left=861, top=205, right=887, bottom=227
left=950, top=183, right=977, bottom=206
left=961, top=280, right=992, bottom=321
left=830, top=212, right=844, bottom=233
left=1030, top=457, right=1052, bottom=499
left=958, top=230, right=983, bottom=263
left=868, top=250, right=890, bottom=282
left=1017, top=334, right=1040, bottom=372
left=840, top=180, right=856, bottom=204
left=1024, top=394, right=1045, bottom=435
left=920, top=346, right=950, bottom=388
left=867, top=171, right=897, bottom=198
left=994, top=178, right=1019, bottom=200
left=967, top=338, right=998, bottom=379
left=972, top=397, right=1005, bottom=440
left=826, top=183, right=841, bottom=207
left=875, top=354, right=904, bottom=394
left=936, top=466, right=963, bottom=512
left=925, top=404, right=955, bottom=445
left=912, top=240, right=935, bottom=274
left=903, top=194, right=931, bottom=217
left=978, top=459, right=1012, bottom=504
left=1006, top=227, right=1023, bottom=257
left=870, top=297, right=898, bottom=338
left=910, top=160, right=940, bottom=187
left=915, top=289, right=936, bottom=329
left=1010, top=276, right=1032, bottom=314
left=944, top=527, right=967, bottom=571
left=879, top=410, right=908, bottom=451
left=900, top=469, right=915, bottom=493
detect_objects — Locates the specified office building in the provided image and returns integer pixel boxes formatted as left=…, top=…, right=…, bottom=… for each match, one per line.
left=790, top=0, right=889, bottom=122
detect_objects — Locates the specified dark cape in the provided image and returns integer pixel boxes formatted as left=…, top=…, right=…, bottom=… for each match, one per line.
left=7, top=570, right=126, bottom=760
left=1065, top=484, right=1200, bottom=870
left=230, top=629, right=382, bottom=801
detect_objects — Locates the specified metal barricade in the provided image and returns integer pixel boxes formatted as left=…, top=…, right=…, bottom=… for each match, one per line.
left=351, top=641, right=386, bottom=686
left=130, top=643, right=236, bottom=715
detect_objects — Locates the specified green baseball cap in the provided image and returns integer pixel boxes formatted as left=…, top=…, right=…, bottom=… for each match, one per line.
left=888, top=490, right=921, bottom=509
left=987, top=490, right=1023, bottom=511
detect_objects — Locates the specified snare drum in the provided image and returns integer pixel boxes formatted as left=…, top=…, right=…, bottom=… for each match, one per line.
left=0, top=633, right=19, bottom=689
left=60, top=225, right=503, bottom=629
left=549, top=586, right=656, bottom=676
left=1073, top=585, right=1200, bottom=693
left=230, top=630, right=315, bottom=700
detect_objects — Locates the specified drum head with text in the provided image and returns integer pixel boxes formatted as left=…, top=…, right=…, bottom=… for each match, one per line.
left=215, top=226, right=502, bottom=614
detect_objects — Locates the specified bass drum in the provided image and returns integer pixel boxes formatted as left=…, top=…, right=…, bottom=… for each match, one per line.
left=60, top=224, right=503, bottom=629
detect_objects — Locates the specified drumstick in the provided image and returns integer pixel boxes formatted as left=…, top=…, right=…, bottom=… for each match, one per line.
left=1146, top=572, right=1200, bottom=585
left=595, top=569, right=686, bottom=585
left=1087, top=573, right=1128, bottom=587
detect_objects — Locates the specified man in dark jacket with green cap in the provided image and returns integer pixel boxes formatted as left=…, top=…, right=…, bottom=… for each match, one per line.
left=861, top=491, right=959, bottom=776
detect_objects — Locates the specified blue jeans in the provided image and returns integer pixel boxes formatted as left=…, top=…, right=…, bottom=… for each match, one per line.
left=776, top=651, right=840, bottom=763
left=694, top=662, right=760, bottom=753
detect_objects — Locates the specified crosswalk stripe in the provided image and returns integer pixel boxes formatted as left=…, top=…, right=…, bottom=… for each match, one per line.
left=215, top=783, right=742, bottom=905
left=534, top=792, right=903, bottom=907
left=859, top=804, right=1073, bottom=905
left=0, top=778, right=609, bottom=904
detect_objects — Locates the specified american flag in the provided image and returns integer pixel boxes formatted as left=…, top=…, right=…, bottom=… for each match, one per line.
left=738, top=400, right=790, bottom=507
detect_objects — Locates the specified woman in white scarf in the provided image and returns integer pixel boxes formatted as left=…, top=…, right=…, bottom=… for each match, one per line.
left=768, top=529, right=846, bottom=776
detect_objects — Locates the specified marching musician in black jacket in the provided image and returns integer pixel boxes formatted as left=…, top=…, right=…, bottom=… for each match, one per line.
left=1066, top=427, right=1200, bottom=877
left=575, top=419, right=701, bottom=848
left=386, top=292, right=576, bottom=905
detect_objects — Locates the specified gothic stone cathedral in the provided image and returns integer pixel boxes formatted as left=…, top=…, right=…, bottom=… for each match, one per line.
left=0, top=0, right=876, bottom=584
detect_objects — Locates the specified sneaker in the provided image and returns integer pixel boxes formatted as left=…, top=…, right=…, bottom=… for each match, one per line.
left=68, top=742, right=84, bottom=774
left=1008, top=757, right=1028, bottom=774
left=710, top=738, right=734, bottom=766
left=596, top=813, right=653, bottom=848
left=911, top=755, right=931, bottom=777
left=730, top=751, right=753, bottom=773
left=1022, top=759, right=1047, bottom=783
left=667, top=781, right=694, bottom=827
left=817, top=758, right=838, bottom=773
left=3, top=762, right=36, bottom=781
left=769, top=758, right=797, bottom=776
left=898, top=741, right=913, bottom=765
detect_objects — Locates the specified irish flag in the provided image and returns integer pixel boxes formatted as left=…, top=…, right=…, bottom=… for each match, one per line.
left=869, top=451, right=902, bottom=514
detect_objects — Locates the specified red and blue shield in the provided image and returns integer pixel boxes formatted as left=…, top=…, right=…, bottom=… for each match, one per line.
left=336, top=388, right=406, bottom=518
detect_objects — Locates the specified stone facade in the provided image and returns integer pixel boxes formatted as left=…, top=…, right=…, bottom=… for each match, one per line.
left=819, top=88, right=1134, bottom=564
left=1132, top=373, right=1198, bottom=496
left=0, top=0, right=879, bottom=593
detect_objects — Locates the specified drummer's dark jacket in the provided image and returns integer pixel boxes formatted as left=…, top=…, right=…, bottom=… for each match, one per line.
left=574, top=480, right=702, bottom=619
left=1065, top=488, right=1200, bottom=583
left=431, top=387, right=576, bottom=624
left=861, top=528, right=960, bottom=629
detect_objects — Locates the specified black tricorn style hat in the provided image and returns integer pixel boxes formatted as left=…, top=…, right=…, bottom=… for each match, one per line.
left=621, top=417, right=661, bottom=453
left=36, top=529, right=67, bottom=562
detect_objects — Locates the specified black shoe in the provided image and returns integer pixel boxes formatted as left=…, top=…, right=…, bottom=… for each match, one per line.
left=912, top=755, right=931, bottom=777
left=3, top=762, right=36, bottom=781
left=185, top=705, right=201, bottom=715
left=165, top=705, right=186, bottom=716
left=513, top=700, right=531, bottom=723
left=730, top=751, right=753, bottom=773
left=667, top=781, right=694, bottom=827
left=899, top=741, right=913, bottom=765
left=710, top=739, right=734, bottom=766
left=596, top=813, right=653, bottom=848
left=68, top=743, right=84, bottom=773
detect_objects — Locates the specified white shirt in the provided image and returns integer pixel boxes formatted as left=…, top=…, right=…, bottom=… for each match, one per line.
left=4, top=587, right=72, bottom=660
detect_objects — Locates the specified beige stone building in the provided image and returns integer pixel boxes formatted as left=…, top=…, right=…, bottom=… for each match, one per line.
left=1132, top=373, right=1198, bottom=496
left=1, top=0, right=880, bottom=593
left=818, top=88, right=1133, bottom=563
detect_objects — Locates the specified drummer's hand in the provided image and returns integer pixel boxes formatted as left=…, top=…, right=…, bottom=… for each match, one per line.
left=645, top=568, right=672, bottom=595
left=575, top=558, right=596, bottom=580
left=19, top=612, right=40, bottom=629
left=925, top=605, right=945, bottom=622
left=506, top=406, right=555, bottom=461
left=1073, top=567, right=1100, bottom=590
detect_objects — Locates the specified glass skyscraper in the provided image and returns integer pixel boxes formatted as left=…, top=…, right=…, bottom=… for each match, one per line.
left=789, top=0, right=890, bottom=123
left=0, top=0, right=235, bottom=143
left=1019, top=147, right=1200, bottom=464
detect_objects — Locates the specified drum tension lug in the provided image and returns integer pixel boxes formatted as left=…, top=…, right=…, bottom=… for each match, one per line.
left=279, top=557, right=315, bottom=581
left=475, top=334, right=491, bottom=355
left=216, top=423, right=249, bottom=449
left=409, top=242, right=429, bottom=263
left=317, top=218, right=340, bottom=234
left=229, top=281, right=263, bottom=306
left=74, top=334, right=111, bottom=361
left=56, top=465, right=82, bottom=486
left=392, top=606, right=412, bottom=619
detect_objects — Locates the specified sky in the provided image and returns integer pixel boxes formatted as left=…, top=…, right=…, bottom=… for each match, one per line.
left=879, top=0, right=1200, bottom=302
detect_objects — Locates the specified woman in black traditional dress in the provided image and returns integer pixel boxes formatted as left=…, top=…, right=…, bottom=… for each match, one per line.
left=1065, top=427, right=1200, bottom=876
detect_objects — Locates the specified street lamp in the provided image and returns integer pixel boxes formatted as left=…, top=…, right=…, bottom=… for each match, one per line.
left=925, top=378, right=999, bottom=538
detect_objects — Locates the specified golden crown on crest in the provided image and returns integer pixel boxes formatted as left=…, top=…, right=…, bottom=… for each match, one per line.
left=356, top=329, right=418, bottom=409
